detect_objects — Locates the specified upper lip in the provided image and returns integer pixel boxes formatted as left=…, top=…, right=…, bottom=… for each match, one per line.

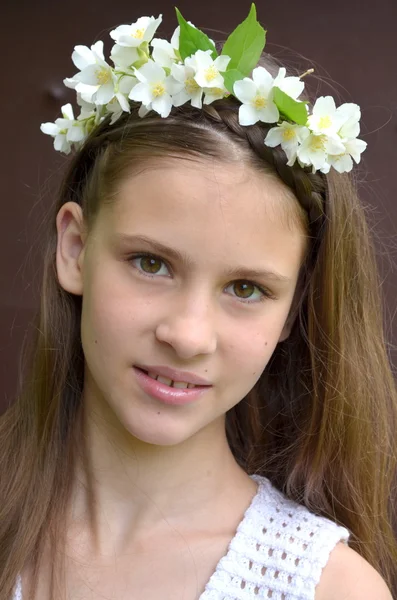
left=135, top=364, right=212, bottom=386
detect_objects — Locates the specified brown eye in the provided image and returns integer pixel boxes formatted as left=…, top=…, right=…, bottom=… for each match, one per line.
left=128, top=253, right=170, bottom=278
left=139, top=256, right=163, bottom=274
left=225, top=280, right=272, bottom=303
left=233, top=281, right=256, bottom=298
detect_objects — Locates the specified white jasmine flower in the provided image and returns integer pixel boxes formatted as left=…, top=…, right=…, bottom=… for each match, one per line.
left=73, top=41, right=105, bottom=70
left=110, top=16, right=162, bottom=48
left=327, top=138, right=367, bottom=173
left=265, top=123, right=310, bottom=165
left=110, top=44, right=141, bottom=69
left=307, top=96, right=346, bottom=137
left=74, top=58, right=117, bottom=105
left=151, top=25, right=184, bottom=69
left=234, top=66, right=279, bottom=126
left=129, top=60, right=181, bottom=118
left=171, top=63, right=204, bottom=108
left=336, top=102, right=361, bottom=140
left=203, top=86, right=228, bottom=104
left=105, top=75, right=137, bottom=124
left=273, top=67, right=305, bottom=100
left=64, top=41, right=106, bottom=94
left=64, top=41, right=117, bottom=105
left=40, top=104, right=84, bottom=154
left=297, top=132, right=345, bottom=172
left=186, top=50, right=230, bottom=89
left=151, top=38, right=179, bottom=69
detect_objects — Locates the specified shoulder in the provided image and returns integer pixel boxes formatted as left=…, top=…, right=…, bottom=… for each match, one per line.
left=315, top=542, right=393, bottom=600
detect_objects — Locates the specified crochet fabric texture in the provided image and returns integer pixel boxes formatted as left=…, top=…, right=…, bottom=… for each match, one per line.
left=12, top=474, right=350, bottom=600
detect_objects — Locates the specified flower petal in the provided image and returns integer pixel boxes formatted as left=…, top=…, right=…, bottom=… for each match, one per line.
left=129, top=82, right=153, bottom=105
left=72, top=45, right=95, bottom=71
left=252, top=67, right=274, bottom=92
left=171, top=89, right=191, bottom=107
left=136, top=60, right=165, bottom=83
left=257, top=102, right=279, bottom=123
left=214, top=55, right=231, bottom=72
left=151, top=38, right=175, bottom=68
left=95, top=82, right=115, bottom=105
left=313, top=96, right=336, bottom=117
left=276, top=76, right=304, bottom=100
left=111, top=44, right=139, bottom=68
left=40, top=122, right=59, bottom=136
left=233, top=78, right=257, bottom=103
left=152, top=94, right=172, bottom=118
left=239, top=103, right=260, bottom=126
left=61, top=104, right=74, bottom=120
left=345, top=138, right=367, bottom=163
left=67, top=124, right=85, bottom=142
left=264, top=127, right=283, bottom=147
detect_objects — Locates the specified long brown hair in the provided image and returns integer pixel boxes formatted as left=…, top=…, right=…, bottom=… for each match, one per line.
left=1, top=55, right=397, bottom=599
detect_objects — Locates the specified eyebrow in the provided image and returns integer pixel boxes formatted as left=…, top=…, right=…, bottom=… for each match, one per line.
left=114, top=233, right=292, bottom=283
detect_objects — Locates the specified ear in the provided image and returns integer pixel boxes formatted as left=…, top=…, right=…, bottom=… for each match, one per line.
left=55, top=202, right=86, bottom=296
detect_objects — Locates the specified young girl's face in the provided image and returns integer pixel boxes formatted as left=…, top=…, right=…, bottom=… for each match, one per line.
left=62, top=157, right=307, bottom=446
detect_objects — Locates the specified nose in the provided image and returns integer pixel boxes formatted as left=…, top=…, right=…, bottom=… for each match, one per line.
left=155, top=291, right=217, bottom=360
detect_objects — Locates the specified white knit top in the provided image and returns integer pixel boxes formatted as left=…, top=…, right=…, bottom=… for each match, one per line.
left=12, top=474, right=350, bottom=600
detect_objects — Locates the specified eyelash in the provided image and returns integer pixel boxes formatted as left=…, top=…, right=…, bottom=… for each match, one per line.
left=127, top=252, right=276, bottom=303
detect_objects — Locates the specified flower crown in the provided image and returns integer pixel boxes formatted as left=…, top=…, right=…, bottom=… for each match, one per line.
left=41, top=4, right=367, bottom=175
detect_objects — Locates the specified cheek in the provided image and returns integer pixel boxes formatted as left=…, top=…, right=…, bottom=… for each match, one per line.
left=81, top=270, right=135, bottom=359
left=226, top=321, right=280, bottom=385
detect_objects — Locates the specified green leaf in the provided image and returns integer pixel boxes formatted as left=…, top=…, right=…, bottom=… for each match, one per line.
left=175, top=8, right=217, bottom=61
left=223, top=69, right=246, bottom=94
left=273, top=87, right=308, bottom=125
left=221, top=4, right=266, bottom=77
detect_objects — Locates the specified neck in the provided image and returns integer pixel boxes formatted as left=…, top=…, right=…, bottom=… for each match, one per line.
left=68, top=387, right=255, bottom=556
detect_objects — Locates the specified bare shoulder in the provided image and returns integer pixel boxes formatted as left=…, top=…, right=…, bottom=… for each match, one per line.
left=315, top=542, right=393, bottom=600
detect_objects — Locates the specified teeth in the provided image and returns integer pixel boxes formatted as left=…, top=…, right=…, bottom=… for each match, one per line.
left=156, top=375, right=173, bottom=386
left=173, top=381, right=189, bottom=389
left=146, top=371, right=197, bottom=389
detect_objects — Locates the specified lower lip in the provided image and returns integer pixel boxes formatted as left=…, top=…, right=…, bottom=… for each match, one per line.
left=133, top=367, right=212, bottom=406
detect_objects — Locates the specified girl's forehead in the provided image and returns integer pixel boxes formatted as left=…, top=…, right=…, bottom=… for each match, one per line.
left=106, top=157, right=305, bottom=235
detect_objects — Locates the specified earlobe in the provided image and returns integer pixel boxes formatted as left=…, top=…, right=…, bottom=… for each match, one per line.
left=55, top=202, right=86, bottom=296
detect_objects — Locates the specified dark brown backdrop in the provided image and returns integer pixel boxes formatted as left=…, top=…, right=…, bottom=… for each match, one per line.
left=1, top=0, right=396, bottom=409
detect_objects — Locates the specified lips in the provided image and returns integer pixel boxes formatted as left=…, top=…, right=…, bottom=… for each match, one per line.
left=134, top=364, right=212, bottom=387
left=133, top=366, right=211, bottom=405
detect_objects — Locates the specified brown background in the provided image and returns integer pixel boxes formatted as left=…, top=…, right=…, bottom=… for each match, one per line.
left=1, top=0, right=396, bottom=410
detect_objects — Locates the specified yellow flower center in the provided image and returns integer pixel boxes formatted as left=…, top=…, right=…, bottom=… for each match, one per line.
left=211, top=87, right=225, bottom=96
left=132, top=28, right=145, bottom=39
left=253, top=94, right=266, bottom=109
left=205, top=65, right=218, bottom=82
left=152, top=82, right=165, bottom=97
left=96, top=67, right=111, bottom=85
left=185, top=77, right=200, bottom=94
left=282, top=128, right=296, bottom=141
left=309, top=135, right=326, bottom=152
left=318, top=115, right=332, bottom=129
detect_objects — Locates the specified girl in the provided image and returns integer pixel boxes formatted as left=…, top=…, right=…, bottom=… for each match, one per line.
left=1, top=7, right=396, bottom=600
